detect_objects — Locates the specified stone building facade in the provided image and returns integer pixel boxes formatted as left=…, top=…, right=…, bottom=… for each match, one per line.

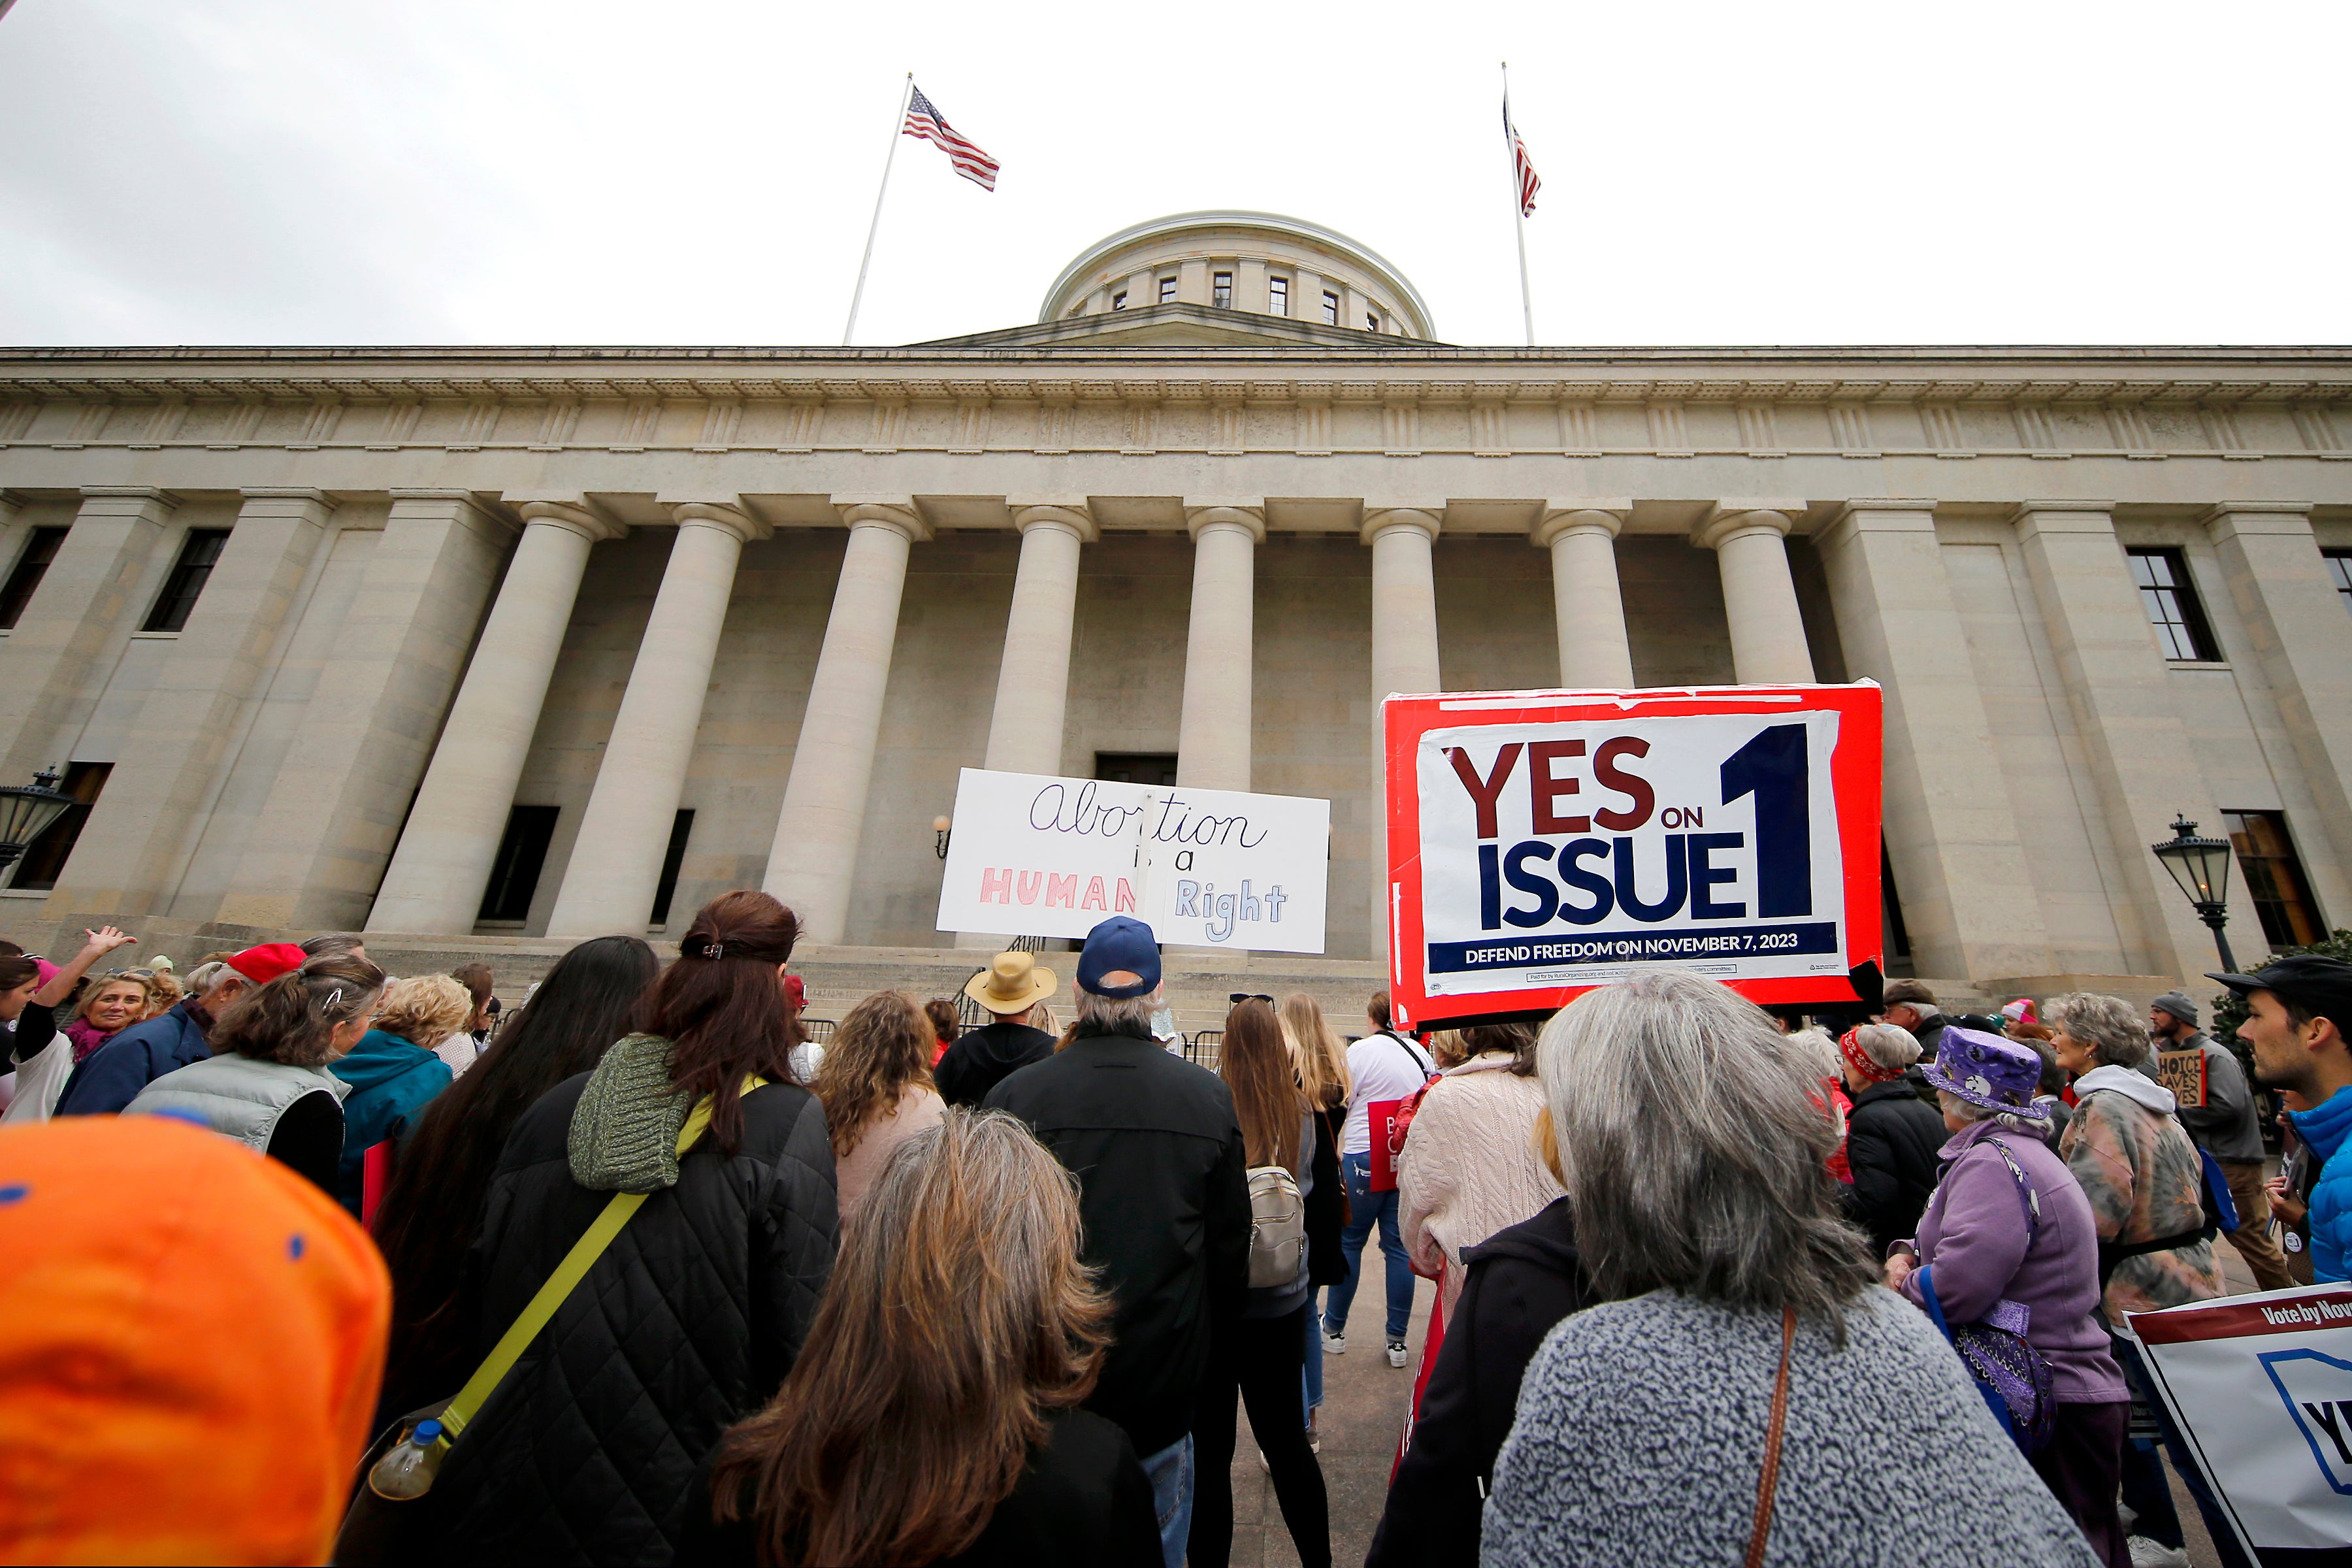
left=2, top=210, right=2349, bottom=996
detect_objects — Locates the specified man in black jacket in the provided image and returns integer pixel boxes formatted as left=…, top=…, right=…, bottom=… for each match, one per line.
left=1835, top=1021, right=1948, bottom=1256
left=936, top=950, right=1060, bottom=1106
left=1368, top=1195, right=1593, bottom=1568
left=985, top=917, right=1250, bottom=1568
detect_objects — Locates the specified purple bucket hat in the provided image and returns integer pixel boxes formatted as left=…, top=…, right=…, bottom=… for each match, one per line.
left=1919, top=1025, right=2049, bottom=1122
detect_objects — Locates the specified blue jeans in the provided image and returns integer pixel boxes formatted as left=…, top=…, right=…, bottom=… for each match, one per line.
left=1324, top=1151, right=1412, bottom=1341
left=1139, top=1433, right=1195, bottom=1568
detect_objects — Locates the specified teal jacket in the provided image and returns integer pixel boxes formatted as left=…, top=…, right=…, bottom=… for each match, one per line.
left=2289, top=1083, right=2352, bottom=1284
left=329, top=1028, right=453, bottom=1217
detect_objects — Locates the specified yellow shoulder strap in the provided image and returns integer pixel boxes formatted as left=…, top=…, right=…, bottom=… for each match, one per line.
left=435, top=1074, right=768, bottom=1446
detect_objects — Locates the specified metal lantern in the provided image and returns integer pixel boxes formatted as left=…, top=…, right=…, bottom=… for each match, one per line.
left=2150, top=813, right=2238, bottom=970
left=933, top=815, right=953, bottom=860
left=0, top=768, right=75, bottom=870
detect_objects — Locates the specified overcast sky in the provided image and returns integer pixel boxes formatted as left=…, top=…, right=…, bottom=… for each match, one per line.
left=2, top=0, right=2345, bottom=350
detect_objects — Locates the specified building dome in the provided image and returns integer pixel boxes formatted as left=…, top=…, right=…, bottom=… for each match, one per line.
left=1036, top=210, right=1436, bottom=341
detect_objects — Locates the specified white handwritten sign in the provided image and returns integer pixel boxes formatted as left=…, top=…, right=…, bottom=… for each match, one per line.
left=934, top=768, right=1330, bottom=953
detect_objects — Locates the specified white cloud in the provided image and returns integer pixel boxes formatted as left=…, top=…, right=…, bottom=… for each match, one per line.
left=1, top=0, right=2345, bottom=347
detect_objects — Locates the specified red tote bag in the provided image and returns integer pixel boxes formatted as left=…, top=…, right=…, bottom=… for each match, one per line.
left=1365, top=1034, right=1439, bottom=1194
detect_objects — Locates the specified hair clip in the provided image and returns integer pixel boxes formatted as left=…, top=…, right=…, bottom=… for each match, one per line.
left=697, top=940, right=727, bottom=960
left=325, top=988, right=343, bottom=1009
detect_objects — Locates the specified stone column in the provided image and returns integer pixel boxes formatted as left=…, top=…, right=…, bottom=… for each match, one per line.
left=1695, top=502, right=1816, bottom=684
left=1175, top=506, right=1263, bottom=793
left=1364, top=507, right=1444, bottom=964
left=0, top=487, right=176, bottom=783
left=368, top=499, right=625, bottom=934
left=2012, top=501, right=2234, bottom=983
left=216, top=489, right=514, bottom=930
left=1814, top=500, right=2051, bottom=981
left=2202, top=502, right=2352, bottom=898
left=1533, top=503, right=1634, bottom=687
left=762, top=501, right=930, bottom=945
left=544, top=502, right=767, bottom=939
left=47, top=489, right=338, bottom=922
left=981, top=504, right=1095, bottom=775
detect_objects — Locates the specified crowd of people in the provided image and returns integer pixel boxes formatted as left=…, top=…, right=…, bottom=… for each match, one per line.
left=0, top=896, right=2347, bottom=1567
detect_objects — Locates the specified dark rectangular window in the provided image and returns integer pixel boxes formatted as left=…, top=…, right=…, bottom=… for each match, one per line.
left=1095, top=751, right=1179, bottom=787
left=1111, top=290, right=1127, bottom=310
left=12, top=762, right=110, bottom=891
left=142, top=529, right=231, bottom=633
left=478, top=805, right=559, bottom=923
left=2224, top=809, right=2326, bottom=950
left=1211, top=271, right=1232, bottom=308
left=1321, top=290, right=1339, bottom=325
left=1158, top=276, right=1177, bottom=304
left=1367, top=312, right=1380, bottom=331
left=1880, top=838, right=1912, bottom=962
left=2325, top=547, right=2352, bottom=619
left=1269, top=277, right=1288, bottom=316
left=650, top=809, right=694, bottom=926
left=0, top=527, right=67, bottom=630
left=2127, top=547, right=2220, bottom=661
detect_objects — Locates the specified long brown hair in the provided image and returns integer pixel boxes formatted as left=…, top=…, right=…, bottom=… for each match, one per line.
left=709, top=1109, right=1111, bottom=1566
left=1281, top=992, right=1349, bottom=1111
left=1220, top=998, right=1305, bottom=1173
left=209, top=956, right=385, bottom=1066
left=813, top=990, right=934, bottom=1160
left=639, top=891, right=804, bottom=1154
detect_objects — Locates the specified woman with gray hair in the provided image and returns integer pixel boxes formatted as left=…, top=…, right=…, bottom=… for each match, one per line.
left=1835, top=1019, right=1950, bottom=1258
left=1481, top=970, right=2098, bottom=1568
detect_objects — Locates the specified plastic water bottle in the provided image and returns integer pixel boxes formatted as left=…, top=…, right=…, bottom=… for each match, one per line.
left=367, top=1417, right=446, bottom=1500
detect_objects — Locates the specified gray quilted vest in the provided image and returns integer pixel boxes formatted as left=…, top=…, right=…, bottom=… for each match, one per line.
left=127, top=1054, right=348, bottom=1153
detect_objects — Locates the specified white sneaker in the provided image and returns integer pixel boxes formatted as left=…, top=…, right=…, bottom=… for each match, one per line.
left=1386, top=1340, right=1409, bottom=1368
left=2127, top=1538, right=2189, bottom=1568
left=1322, top=1328, right=1346, bottom=1355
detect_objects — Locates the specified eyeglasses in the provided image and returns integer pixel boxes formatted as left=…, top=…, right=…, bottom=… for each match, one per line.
left=1228, top=992, right=1274, bottom=1005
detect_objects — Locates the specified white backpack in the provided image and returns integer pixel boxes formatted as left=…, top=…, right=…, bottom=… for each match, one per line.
left=1246, top=1164, right=1307, bottom=1288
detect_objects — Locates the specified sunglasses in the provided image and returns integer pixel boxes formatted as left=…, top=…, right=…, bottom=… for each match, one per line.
left=1228, top=992, right=1275, bottom=1005
left=104, top=968, right=156, bottom=981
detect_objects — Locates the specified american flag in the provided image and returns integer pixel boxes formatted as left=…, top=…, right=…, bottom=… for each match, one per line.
left=1504, top=98, right=1540, bottom=216
left=904, top=84, right=1000, bottom=192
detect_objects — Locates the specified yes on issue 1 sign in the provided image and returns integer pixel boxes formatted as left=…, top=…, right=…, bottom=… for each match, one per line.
left=1384, top=683, right=1883, bottom=1028
left=934, top=767, right=1330, bottom=954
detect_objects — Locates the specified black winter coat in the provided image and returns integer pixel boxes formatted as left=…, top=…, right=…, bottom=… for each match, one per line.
left=1366, top=1196, right=1592, bottom=1568
left=935, top=1019, right=1058, bottom=1107
left=984, top=1031, right=1250, bottom=1458
left=1840, top=1076, right=1950, bottom=1257
left=417, top=1074, right=838, bottom=1565
left=1306, top=1103, right=1348, bottom=1286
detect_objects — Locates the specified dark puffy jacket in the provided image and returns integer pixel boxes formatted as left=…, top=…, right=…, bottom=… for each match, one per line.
left=984, top=1030, right=1250, bottom=1458
left=414, top=1071, right=837, bottom=1565
left=1307, top=1103, right=1348, bottom=1286
left=53, top=1001, right=212, bottom=1116
left=1842, top=1077, right=1951, bottom=1256
left=1367, top=1196, right=1592, bottom=1568
left=935, top=1019, right=1058, bottom=1107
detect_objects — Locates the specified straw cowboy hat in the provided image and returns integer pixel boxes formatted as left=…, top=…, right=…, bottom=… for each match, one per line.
left=964, top=951, right=1057, bottom=1015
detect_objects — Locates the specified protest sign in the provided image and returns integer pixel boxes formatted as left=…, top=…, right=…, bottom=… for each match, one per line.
left=1382, top=683, right=1883, bottom=1029
left=2156, top=1049, right=2210, bottom=1109
left=2128, top=1283, right=2352, bottom=1563
left=934, top=767, right=1330, bottom=954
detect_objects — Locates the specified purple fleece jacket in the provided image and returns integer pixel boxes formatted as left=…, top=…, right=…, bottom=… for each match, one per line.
left=1899, top=1120, right=2127, bottom=1405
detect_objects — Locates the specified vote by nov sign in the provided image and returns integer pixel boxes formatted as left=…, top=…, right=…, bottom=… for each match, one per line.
left=1384, top=683, right=1884, bottom=1030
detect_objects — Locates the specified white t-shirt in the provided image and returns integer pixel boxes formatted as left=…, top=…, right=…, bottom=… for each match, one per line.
left=1343, top=1030, right=1435, bottom=1156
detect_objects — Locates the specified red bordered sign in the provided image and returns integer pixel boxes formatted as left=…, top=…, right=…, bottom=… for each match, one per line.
left=1384, top=683, right=1884, bottom=1031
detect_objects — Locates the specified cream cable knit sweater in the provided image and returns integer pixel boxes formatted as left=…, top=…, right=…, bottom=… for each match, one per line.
left=1396, top=1053, right=1564, bottom=1315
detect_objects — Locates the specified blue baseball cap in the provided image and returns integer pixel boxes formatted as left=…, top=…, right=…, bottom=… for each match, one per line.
left=1076, top=916, right=1161, bottom=998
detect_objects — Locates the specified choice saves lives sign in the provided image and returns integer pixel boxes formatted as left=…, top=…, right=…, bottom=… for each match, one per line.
left=934, top=768, right=1330, bottom=954
left=1384, top=684, right=1883, bottom=1028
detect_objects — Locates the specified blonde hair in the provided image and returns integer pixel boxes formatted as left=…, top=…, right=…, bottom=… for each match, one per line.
left=1281, top=992, right=1350, bottom=1111
left=78, top=973, right=155, bottom=1024
left=375, top=974, right=475, bottom=1051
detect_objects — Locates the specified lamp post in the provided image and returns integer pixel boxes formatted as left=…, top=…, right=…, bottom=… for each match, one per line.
left=0, top=767, right=76, bottom=874
left=932, top=815, right=952, bottom=860
left=2151, top=813, right=2238, bottom=972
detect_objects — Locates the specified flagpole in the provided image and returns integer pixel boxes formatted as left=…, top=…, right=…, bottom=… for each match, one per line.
left=843, top=73, right=914, bottom=347
left=1503, top=61, right=1535, bottom=348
